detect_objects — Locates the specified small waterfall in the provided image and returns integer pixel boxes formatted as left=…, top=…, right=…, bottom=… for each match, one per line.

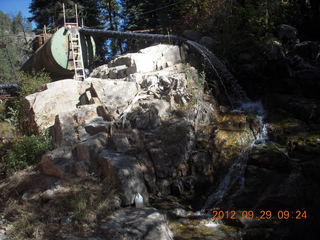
left=186, top=40, right=250, bottom=106
left=202, top=101, right=268, bottom=211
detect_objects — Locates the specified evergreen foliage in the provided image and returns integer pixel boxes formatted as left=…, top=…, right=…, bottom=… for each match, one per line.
left=0, top=11, right=32, bottom=83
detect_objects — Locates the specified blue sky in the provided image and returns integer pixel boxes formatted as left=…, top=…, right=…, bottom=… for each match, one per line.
left=0, top=0, right=32, bottom=18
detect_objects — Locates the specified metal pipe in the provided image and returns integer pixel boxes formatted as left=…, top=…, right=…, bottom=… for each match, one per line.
left=80, top=28, right=185, bottom=44
left=63, top=3, right=66, bottom=26
left=75, top=4, right=79, bottom=27
left=0, top=84, right=18, bottom=89
left=80, top=28, right=249, bottom=105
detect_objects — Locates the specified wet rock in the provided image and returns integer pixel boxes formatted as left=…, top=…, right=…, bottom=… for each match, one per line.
left=216, top=113, right=248, bottom=130
left=247, top=145, right=291, bottom=173
left=267, top=117, right=308, bottom=144
left=100, top=207, right=173, bottom=240
left=287, top=132, right=320, bottom=156
left=214, top=113, right=255, bottom=161
left=171, top=208, right=189, bottom=218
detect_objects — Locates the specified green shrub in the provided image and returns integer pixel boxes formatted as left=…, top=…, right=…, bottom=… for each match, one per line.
left=5, top=133, right=53, bottom=174
left=13, top=71, right=51, bottom=133
left=17, top=71, right=51, bottom=98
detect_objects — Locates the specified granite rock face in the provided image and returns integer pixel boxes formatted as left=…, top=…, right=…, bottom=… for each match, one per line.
left=100, top=208, right=173, bottom=240
left=25, top=44, right=225, bottom=204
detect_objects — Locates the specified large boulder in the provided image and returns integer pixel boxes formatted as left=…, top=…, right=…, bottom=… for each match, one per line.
left=24, top=79, right=90, bottom=133
left=90, top=44, right=183, bottom=79
left=89, top=79, right=138, bottom=113
left=100, top=208, right=173, bottom=240
left=39, top=146, right=74, bottom=179
left=23, top=43, right=216, bottom=209
left=24, top=78, right=138, bottom=135
left=53, top=104, right=102, bottom=147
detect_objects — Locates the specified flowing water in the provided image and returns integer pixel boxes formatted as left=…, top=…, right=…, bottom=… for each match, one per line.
left=186, top=40, right=250, bottom=106
left=202, top=101, right=268, bottom=211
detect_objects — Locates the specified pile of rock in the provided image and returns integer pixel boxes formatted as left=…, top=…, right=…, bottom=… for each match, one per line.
left=18, top=43, right=222, bottom=239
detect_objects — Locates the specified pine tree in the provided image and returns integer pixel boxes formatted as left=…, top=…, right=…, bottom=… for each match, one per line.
left=29, top=0, right=103, bottom=31
left=0, top=11, right=31, bottom=83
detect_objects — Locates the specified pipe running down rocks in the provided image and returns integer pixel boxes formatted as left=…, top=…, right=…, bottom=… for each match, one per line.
left=80, top=28, right=249, bottom=105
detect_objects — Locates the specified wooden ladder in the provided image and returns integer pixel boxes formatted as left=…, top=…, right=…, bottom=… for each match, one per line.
left=63, top=3, right=85, bottom=81
left=69, top=28, right=85, bottom=81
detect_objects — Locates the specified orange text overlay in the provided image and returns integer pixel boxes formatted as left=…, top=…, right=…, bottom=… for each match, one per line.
left=211, top=210, right=307, bottom=220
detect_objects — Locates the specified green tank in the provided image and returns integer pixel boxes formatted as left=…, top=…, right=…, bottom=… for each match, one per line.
left=21, top=27, right=96, bottom=79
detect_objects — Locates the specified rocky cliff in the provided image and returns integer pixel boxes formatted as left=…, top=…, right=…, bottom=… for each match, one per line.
left=1, top=40, right=320, bottom=240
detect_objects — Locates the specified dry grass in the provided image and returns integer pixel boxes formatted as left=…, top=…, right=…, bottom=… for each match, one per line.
left=1, top=175, right=120, bottom=240
left=0, top=122, right=15, bottom=140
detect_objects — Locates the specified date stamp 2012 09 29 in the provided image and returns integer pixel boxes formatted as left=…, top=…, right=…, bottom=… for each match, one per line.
left=210, top=210, right=307, bottom=220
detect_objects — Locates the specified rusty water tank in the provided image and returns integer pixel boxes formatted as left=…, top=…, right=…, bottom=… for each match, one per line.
left=21, top=27, right=96, bottom=79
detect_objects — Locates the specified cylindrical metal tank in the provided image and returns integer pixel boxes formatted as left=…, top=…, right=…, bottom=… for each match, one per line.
left=21, top=27, right=96, bottom=79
